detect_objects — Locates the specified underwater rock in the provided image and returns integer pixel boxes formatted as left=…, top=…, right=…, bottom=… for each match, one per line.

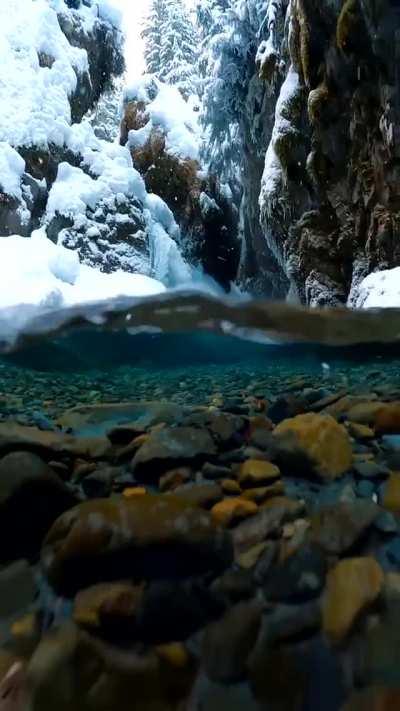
left=131, top=426, right=217, bottom=480
left=0, top=422, right=114, bottom=461
left=342, top=687, right=400, bottom=711
left=274, top=413, right=353, bottom=480
left=25, top=622, right=195, bottom=711
left=0, top=559, right=36, bottom=618
left=233, top=497, right=306, bottom=554
left=263, top=543, right=327, bottom=603
left=137, top=579, right=225, bottom=644
left=309, top=501, right=380, bottom=556
left=58, top=401, right=185, bottom=436
left=202, top=600, right=263, bottom=684
left=211, top=498, right=258, bottom=528
left=0, top=451, right=77, bottom=563
left=169, top=482, right=222, bottom=509
left=374, top=404, right=400, bottom=435
left=41, top=494, right=233, bottom=596
left=382, top=473, right=400, bottom=515
left=322, top=557, right=384, bottom=644
left=237, top=459, right=281, bottom=489
left=73, top=581, right=144, bottom=636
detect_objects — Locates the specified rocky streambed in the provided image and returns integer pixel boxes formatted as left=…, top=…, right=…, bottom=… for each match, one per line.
left=2, top=376, right=400, bottom=709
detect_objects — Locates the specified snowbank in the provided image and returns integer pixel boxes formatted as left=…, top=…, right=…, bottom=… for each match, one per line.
left=352, top=268, right=400, bottom=308
left=124, top=76, right=200, bottom=161
left=0, top=0, right=121, bottom=149
left=0, top=143, right=26, bottom=200
left=0, top=233, right=165, bottom=310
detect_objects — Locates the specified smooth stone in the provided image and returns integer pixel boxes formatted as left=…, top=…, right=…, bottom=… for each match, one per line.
left=211, top=568, right=255, bottom=603
left=137, top=579, right=225, bottom=643
left=233, top=498, right=306, bottom=555
left=309, top=501, right=380, bottom=556
left=353, top=461, right=390, bottom=480
left=263, top=543, right=327, bottom=603
left=41, top=495, right=233, bottom=596
left=347, top=422, right=375, bottom=441
left=0, top=451, right=77, bottom=563
left=342, top=687, right=400, bottom=710
left=131, top=426, right=217, bottom=480
left=211, top=497, right=258, bottom=528
left=237, top=459, right=281, bottom=488
left=274, top=413, right=353, bottom=481
left=322, top=557, right=383, bottom=644
left=159, top=467, right=191, bottom=492
left=73, top=581, right=144, bottom=635
left=202, top=600, right=263, bottom=683
left=202, top=462, right=233, bottom=481
left=0, top=559, right=36, bottom=617
left=356, top=480, right=376, bottom=499
left=382, top=472, right=400, bottom=514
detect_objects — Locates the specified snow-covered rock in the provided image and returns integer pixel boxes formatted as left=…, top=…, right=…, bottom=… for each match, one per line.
left=352, top=268, right=400, bottom=309
left=0, top=0, right=200, bottom=299
left=0, top=232, right=165, bottom=311
left=123, top=76, right=200, bottom=162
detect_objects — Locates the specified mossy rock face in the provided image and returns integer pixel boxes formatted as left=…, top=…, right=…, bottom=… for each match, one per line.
left=308, top=82, right=330, bottom=124
left=41, top=494, right=233, bottom=596
left=336, top=0, right=363, bottom=53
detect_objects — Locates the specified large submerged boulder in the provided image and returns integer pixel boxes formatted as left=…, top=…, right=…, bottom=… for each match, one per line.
left=41, top=494, right=233, bottom=596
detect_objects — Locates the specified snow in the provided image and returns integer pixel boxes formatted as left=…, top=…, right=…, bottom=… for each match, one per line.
left=259, top=65, right=300, bottom=219
left=124, top=76, right=200, bottom=162
left=0, top=0, right=90, bottom=148
left=352, top=267, right=400, bottom=308
left=0, top=233, right=165, bottom=311
left=97, top=0, right=123, bottom=29
left=0, top=144, right=26, bottom=199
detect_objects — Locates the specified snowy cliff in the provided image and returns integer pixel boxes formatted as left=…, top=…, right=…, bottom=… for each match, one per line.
left=0, top=0, right=197, bottom=310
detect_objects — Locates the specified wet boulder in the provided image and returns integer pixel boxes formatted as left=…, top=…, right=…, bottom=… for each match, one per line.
left=41, top=494, right=233, bottom=596
left=131, top=426, right=217, bottom=481
left=273, top=413, right=353, bottom=480
left=0, top=451, right=77, bottom=563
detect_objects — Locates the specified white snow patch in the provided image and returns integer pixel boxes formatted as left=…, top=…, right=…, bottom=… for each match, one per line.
left=124, top=76, right=199, bottom=162
left=0, top=143, right=26, bottom=199
left=0, top=0, right=90, bottom=148
left=352, top=267, right=400, bottom=308
left=0, top=232, right=165, bottom=310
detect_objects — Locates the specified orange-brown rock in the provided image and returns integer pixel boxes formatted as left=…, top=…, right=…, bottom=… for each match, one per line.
left=236, top=542, right=267, bottom=569
left=73, top=582, right=144, bottom=631
left=382, top=472, right=400, bottom=514
left=120, top=100, right=149, bottom=144
left=346, top=402, right=385, bottom=426
left=41, top=494, right=233, bottom=596
left=26, top=622, right=195, bottom=711
left=342, top=687, right=400, bottom=710
left=0, top=422, right=114, bottom=460
left=211, top=497, right=258, bottom=528
left=347, top=422, right=375, bottom=441
left=238, top=459, right=281, bottom=488
left=374, top=403, right=400, bottom=435
left=122, top=486, right=147, bottom=498
left=274, top=413, right=352, bottom=480
left=159, top=467, right=191, bottom=493
left=323, top=557, right=384, bottom=644
left=221, top=479, right=242, bottom=495
left=241, top=481, right=285, bottom=503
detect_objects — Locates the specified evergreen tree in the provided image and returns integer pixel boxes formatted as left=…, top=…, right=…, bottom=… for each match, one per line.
left=159, top=0, right=199, bottom=99
left=142, top=0, right=199, bottom=100
left=141, top=0, right=168, bottom=76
